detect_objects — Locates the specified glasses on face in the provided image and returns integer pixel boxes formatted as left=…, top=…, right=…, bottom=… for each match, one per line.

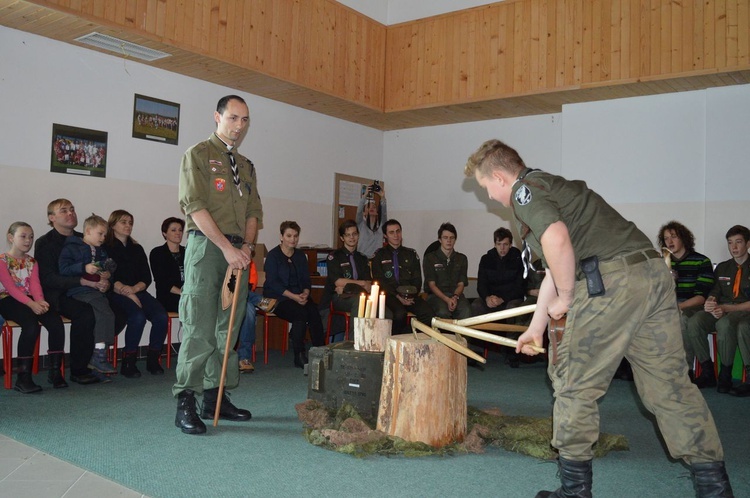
left=440, top=236, right=456, bottom=241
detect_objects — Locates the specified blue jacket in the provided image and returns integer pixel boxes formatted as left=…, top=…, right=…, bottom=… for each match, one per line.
left=59, top=236, right=108, bottom=296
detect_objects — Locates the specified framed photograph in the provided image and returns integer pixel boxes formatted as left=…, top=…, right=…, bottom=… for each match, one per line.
left=50, top=123, right=108, bottom=178
left=132, top=94, right=180, bottom=145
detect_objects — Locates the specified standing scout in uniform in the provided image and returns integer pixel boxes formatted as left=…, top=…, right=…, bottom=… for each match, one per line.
left=466, top=139, right=731, bottom=498
left=325, top=219, right=373, bottom=319
left=173, top=95, right=263, bottom=435
left=371, top=219, right=434, bottom=334
left=422, top=222, right=471, bottom=320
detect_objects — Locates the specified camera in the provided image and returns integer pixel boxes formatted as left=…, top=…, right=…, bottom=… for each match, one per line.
left=366, top=180, right=382, bottom=198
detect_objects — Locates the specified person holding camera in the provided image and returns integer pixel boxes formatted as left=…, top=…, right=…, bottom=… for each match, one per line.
left=356, top=181, right=387, bottom=259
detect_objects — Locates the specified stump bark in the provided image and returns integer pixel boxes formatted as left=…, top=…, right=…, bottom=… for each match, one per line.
left=376, top=332, right=467, bottom=447
left=353, top=317, right=392, bottom=352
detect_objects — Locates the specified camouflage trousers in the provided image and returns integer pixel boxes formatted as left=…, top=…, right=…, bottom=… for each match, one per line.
left=549, top=253, right=724, bottom=463
left=172, top=233, right=248, bottom=397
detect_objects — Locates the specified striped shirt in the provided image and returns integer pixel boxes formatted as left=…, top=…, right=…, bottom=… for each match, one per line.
left=671, top=250, right=714, bottom=302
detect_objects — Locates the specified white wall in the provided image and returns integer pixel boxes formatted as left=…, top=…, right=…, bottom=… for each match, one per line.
left=383, top=114, right=562, bottom=268
left=337, top=0, right=500, bottom=25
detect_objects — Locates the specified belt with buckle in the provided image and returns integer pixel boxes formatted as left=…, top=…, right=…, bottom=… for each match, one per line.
left=598, top=249, right=661, bottom=275
left=189, top=230, right=243, bottom=245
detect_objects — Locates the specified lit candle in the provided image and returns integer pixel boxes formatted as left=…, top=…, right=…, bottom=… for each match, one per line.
left=357, top=293, right=366, bottom=318
left=364, top=300, right=372, bottom=320
left=369, top=282, right=379, bottom=308
left=378, top=291, right=386, bottom=319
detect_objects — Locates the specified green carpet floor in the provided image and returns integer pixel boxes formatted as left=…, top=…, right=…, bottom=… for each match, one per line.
left=0, top=351, right=747, bottom=497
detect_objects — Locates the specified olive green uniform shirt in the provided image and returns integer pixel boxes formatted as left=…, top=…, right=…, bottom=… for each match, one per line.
left=709, top=258, right=750, bottom=305
left=179, top=133, right=263, bottom=235
left=511, top=169, right=651, bottom=276
left=423, top=249, right=468, bottom=296
left=371, top=245, right=422, bottom=296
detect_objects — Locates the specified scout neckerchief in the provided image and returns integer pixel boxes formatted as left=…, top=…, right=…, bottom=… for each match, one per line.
left=509, top=168, right=543, bottom=278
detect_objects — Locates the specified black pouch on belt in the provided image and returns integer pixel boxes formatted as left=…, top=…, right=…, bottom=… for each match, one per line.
left=580, top=255, right=605, bottom=297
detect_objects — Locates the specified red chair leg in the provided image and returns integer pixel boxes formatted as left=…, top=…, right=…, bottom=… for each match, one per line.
left=2, top=324, right=13, bottom=389
left=32, top=333, right=41, bottom=374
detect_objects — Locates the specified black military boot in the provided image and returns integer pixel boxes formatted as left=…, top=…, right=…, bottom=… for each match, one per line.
left=716, top=364, right=733, bottom=394
left=691, top=461, right=734, bottom=497
left=120, top=351, right=142, bottom=378
left=693, top=360, right=717, bottom=389
left=729, top=366, right=750, bottom=397
left=200, top=387, right=252, bottom=421
left=14, top=357, right=42, bottom=394
left=146, top=349, right=164, bottom=375
left=47, top=352, right=68, bottom=389
left=535, top=457, right=593, bottom=498
left=175, top=390, right=206, bottom=435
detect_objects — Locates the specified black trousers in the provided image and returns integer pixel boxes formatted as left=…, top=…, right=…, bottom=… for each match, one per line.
left=385, top=293, right=434, bottom=334
left=0, top=297, right=65, bottom=356
left=273, top=298, right=325, bottom=350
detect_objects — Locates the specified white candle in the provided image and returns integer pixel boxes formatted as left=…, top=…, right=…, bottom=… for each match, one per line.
left=357, top=293, right=366, bottom=318
left=364, top=300, right=372, bottom=320
left=369, top=282, right=379, bottom=308
left=378, top=291, right=386, bottom=319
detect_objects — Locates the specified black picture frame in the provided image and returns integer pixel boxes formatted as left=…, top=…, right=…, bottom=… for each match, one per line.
left=50, top=123, right=108, bottom=178
left=132, top=93, right=180, bottom=145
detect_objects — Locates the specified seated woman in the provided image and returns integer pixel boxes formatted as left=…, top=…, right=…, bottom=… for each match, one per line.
left=149, top=217, right=185, bottom=313
left=0, top=222, right=67, bottom=392
left=263, top=221, right=325, bottom=368
left=106, top=210, right=168, bottom=377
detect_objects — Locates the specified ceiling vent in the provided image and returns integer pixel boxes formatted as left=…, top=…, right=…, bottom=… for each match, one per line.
left=74, top=32, right=171, bottom=62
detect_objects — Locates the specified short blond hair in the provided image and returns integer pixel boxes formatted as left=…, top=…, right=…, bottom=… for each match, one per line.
left=83, top=214, right=107, bottom=232
left=46, top=198, right=72, bottom=227
left=465, top=139, right=526, bottom=178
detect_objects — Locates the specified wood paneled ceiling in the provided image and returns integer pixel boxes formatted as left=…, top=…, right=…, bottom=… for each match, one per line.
left=2, top=0, right=749, bottom=131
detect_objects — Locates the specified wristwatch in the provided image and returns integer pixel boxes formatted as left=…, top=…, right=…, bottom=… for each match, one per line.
left=243, top=242, right=255, bottom=252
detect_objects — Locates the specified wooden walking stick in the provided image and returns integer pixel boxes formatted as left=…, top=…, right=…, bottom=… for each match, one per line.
left=214, top=267, right=244, bottom=427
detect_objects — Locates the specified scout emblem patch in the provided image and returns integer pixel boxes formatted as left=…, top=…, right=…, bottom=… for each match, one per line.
left=215, top=178, right=226, bottom=192
left=515, top=184, right=532, bottom=205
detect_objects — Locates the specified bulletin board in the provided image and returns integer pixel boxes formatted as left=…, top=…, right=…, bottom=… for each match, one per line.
left=332, top=173, right=385, bottom=248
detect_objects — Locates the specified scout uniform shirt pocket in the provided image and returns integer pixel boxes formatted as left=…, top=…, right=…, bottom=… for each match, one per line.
left=209, top=160, right=229, bottom=194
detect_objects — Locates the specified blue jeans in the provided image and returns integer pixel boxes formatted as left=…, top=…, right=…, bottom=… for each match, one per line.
left=110, top=291, right=168, bottom=353
left=237, top=291, right=263, bottom=361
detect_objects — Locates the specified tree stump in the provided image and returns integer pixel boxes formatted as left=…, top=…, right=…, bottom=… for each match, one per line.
left=376, top=332, right=467, bottom=447
left=353, top=318, right=392, bottom=352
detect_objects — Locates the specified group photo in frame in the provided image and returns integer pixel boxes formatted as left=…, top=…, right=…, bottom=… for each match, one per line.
left=50, top=123, right=108, bottom=178
left=132, top=93, right=180, bottom=145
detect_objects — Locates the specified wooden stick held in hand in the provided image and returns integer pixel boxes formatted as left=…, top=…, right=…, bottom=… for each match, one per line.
left=214, top=267, right=244, bottom=427
left=431, top=318, right=546, bottom=354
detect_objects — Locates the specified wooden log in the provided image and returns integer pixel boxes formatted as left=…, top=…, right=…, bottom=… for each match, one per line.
left=353, top=317, right=392, bottom=352
left=377, top=333, right=467, bottom=448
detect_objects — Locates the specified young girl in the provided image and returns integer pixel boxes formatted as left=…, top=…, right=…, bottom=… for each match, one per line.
left=0, top=222, right=67, bottom=392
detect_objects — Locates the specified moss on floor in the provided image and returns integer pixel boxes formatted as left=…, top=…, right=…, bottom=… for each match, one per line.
left=296, top=400, right=629, bottom=459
